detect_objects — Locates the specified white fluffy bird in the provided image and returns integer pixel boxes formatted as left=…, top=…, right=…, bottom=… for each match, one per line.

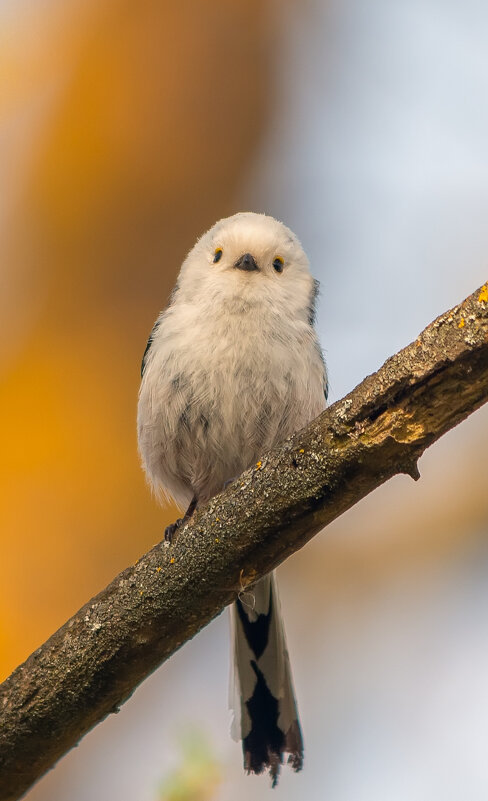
left=137, top=212, right=327, bottom=785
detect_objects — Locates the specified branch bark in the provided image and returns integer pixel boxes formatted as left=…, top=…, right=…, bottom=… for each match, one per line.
left=1, top=283, right=488, bottom=801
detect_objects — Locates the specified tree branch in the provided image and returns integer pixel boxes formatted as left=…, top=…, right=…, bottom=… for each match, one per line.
left=1, top=283, right=488, bottom=801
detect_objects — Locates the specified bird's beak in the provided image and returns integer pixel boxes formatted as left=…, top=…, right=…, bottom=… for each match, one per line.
left=234, top=253, right=259, bottom=272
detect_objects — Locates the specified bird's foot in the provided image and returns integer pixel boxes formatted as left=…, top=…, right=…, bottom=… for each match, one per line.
left=164, top=496, right=198, bottom=544
left=164, top=518, right=183, bottom=544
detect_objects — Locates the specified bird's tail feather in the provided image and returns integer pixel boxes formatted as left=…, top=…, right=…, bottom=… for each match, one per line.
left=229, top=572, right=303, bottom=786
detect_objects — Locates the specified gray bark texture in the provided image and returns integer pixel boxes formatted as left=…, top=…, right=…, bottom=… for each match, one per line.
left=1, top=282, right=488, bottom=801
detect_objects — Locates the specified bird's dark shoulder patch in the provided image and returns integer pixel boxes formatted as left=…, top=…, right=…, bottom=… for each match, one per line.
left=141, top=318, right=160, bottom=378
left=308, top=278, right=320, bottom=326
left=141, top=283, right=180, bottom=378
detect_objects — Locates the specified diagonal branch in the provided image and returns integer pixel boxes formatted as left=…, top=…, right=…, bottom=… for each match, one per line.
left=1, top=283, right=488, bottom=801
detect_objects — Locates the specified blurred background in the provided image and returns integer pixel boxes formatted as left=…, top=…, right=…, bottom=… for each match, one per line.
left=1, top=0, right=488, bottom=799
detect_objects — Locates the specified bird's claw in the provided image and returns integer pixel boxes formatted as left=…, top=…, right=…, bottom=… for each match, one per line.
left=164, top=518, right=183, bottom=543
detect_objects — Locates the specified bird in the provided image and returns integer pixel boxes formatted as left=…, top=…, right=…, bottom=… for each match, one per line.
left=137, top=211, right=327, bottom=785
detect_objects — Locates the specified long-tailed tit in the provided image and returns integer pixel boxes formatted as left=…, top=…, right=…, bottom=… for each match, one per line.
left=137, top=212, right=327, bottom=785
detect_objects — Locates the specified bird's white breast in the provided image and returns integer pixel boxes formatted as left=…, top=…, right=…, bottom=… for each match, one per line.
left=137, top=292, right=325, bottom=508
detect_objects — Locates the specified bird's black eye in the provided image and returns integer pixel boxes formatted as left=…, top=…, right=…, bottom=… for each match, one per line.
left=213, top=248, right=223, bottom=263
left=273, top=256, right=284, bottom=273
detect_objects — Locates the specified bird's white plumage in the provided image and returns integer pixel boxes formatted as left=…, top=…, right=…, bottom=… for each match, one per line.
left=137, top=212, right=327, bottom=782
left=138, top=212, right=326, bottom=505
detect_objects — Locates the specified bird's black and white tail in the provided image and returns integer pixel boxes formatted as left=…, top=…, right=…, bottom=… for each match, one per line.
left=229, top=572, right=303, bottom=786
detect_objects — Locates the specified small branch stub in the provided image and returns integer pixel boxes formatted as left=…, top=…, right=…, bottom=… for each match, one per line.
left=403, top=461, right=421, bottom=481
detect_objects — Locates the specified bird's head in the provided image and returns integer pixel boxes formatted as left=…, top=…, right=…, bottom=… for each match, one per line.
left=176, top=212, right=318, bottom=324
